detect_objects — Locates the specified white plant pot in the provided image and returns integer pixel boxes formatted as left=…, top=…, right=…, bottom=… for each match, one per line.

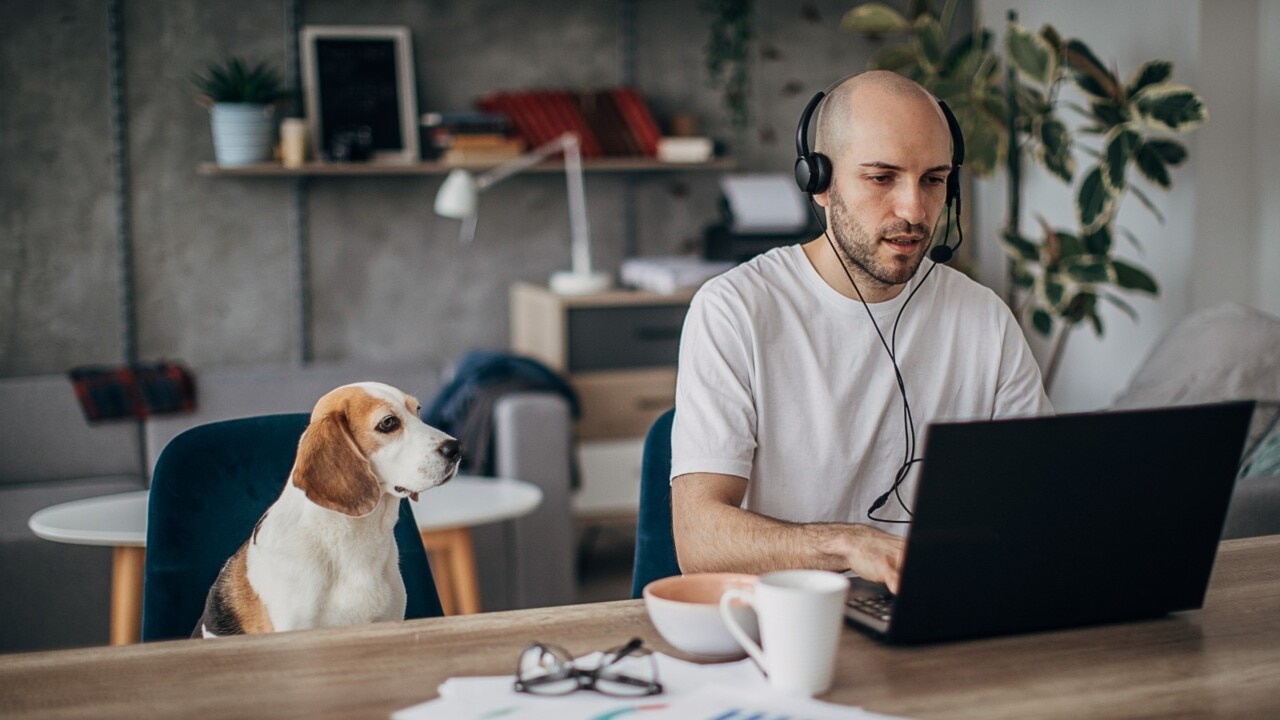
left=210, top=103, right=276, bottom=166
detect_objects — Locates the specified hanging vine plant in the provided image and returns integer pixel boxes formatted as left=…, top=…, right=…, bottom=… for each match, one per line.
left=701, top=0, right=754, bottom=130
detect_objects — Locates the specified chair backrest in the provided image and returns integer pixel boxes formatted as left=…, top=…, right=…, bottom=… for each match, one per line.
left=631, top=408, right=680, bottom=598
left=142, top=413, right=442, bottom=641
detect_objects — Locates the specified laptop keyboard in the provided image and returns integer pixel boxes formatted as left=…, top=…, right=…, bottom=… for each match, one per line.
left=847, top=591, right=895, bottom=622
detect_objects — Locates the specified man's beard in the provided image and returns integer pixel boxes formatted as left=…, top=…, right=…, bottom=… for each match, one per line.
left=827, top=181, right=931, bottom=290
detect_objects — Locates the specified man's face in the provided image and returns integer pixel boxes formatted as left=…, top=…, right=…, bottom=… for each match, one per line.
left=827, top=179, right=934, bottom=288
left=818, top=90, right=954, bottom=294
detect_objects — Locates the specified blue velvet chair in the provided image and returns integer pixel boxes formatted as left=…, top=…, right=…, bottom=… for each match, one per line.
left=631, top=408, right=681, bottom=598
left=142, top=413, right=443, bottom=641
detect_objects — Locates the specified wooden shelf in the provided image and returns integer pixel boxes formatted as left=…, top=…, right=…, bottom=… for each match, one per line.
left=197, top=157, right=735, bottom=177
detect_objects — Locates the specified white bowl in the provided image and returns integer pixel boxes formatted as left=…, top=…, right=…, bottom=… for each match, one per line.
left=643, top=573, right=760, bottom=660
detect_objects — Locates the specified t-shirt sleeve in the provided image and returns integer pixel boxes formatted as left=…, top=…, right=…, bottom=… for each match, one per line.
left=670, top=286, right=757, bottom=483
left=993, top=301, right=1055, bottom=418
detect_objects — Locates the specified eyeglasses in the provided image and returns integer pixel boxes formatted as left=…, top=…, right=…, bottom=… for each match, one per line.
left=514, top=637, right=663, bottom=698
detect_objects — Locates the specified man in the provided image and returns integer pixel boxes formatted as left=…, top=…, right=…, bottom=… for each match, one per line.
left=670, top=71, right=1051, bottom=594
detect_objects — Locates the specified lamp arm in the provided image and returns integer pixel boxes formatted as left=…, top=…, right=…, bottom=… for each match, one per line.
left=473, top=132, right=579, bottom=191
left=474, top=132, right=593, bottom=277
left=562, top=136, right=592, bottom=276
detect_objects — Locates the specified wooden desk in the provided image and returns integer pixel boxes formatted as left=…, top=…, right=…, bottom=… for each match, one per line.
left=2, top=536, right=1278, bottom=720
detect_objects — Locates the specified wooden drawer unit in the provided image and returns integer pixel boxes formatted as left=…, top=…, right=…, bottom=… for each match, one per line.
left=510, top=282, right=694, bottom=440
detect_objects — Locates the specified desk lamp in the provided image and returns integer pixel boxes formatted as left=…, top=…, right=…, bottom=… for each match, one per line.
left=433, top=132, right=611, bottom=295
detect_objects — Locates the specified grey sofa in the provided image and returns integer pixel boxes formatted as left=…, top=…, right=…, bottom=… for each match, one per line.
left=1, top=361, right=576, bottom=653
left=1111, top=303, right=1280, bottom=539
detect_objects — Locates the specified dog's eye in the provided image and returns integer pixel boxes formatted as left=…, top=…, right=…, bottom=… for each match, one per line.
left=376, top=416, right=401, bottom=433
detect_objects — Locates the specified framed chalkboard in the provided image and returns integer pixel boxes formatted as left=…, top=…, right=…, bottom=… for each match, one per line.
left=301, top=26, right=419, bottom=163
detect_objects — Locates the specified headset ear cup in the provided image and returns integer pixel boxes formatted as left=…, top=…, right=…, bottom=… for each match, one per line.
left=810, top=152, right=832, bottom=194
left=794, top=157, right=815, bottom=193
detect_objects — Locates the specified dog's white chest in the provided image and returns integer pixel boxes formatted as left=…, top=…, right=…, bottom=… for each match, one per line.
left=248, top=493, right=407, bottom=631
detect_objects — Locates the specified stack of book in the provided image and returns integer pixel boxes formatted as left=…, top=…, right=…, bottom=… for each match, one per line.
left=420, top=111, right=525, bottom=164
left=476, top=87, right=665, bottom=158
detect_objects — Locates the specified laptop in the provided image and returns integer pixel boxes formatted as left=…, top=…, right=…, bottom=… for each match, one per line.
left=844, top=401, right=1255, bottom=644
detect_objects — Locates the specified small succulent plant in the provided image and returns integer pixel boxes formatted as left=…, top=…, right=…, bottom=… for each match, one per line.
left=192, top=57, right=287, bottom=106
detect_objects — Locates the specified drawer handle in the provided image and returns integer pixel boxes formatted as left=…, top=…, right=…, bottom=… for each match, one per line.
left=634, top=327, right=682, bottom=342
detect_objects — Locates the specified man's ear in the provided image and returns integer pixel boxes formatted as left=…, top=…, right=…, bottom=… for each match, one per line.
left=812, top=189, right=831, bottom=209
left=292, top=410, right=381, bottom=516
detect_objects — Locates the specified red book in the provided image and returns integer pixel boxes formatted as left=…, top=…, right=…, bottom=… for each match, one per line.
left=612, top=87, right=662, bottom=157
left=550, top=89, right=603, bottom=157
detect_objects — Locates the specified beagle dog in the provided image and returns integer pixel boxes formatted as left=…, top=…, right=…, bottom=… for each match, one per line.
left=195, top=382, right=460, bottom=638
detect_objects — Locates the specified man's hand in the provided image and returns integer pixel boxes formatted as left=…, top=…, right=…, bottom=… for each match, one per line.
left=835, top=525, right=906, bottom=594
left=674, top=473, right=908, bottom=592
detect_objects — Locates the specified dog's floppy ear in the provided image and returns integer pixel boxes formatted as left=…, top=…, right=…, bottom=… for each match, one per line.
left=292, top=409, right=381, bottom=516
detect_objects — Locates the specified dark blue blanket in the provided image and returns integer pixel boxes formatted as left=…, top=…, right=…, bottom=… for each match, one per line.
left=423, top=350, right=579, bottom=476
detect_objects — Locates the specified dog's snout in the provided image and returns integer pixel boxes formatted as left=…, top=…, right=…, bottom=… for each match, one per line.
left=437, top=439, right=461, bottom=463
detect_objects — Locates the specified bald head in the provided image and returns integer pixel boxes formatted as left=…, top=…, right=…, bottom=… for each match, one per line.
left=814, top=71, right=952, bottom=163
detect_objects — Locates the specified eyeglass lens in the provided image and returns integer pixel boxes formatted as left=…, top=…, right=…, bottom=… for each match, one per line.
left=515, top=639, right=661, bottom=698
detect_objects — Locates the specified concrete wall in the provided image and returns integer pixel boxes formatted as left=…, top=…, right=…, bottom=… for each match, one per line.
left=2, top=0, right=953, bottom=378
left=972, top=0, right=1280, bottom=412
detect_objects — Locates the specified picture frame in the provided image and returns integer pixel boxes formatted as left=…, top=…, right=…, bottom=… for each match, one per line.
left=300, top=25, right=419, bottom=163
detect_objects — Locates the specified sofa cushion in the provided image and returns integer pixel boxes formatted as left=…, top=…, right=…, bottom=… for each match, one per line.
left=0, top=375, right=143, bottom=485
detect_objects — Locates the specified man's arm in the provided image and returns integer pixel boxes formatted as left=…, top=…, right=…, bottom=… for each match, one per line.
left=671, top=472, right=907, bottom=594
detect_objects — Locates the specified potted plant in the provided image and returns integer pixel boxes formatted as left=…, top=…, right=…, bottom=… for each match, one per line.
left=192, top=57, right=288, bottom=167
left=843, top=1, right=1208, bottom=389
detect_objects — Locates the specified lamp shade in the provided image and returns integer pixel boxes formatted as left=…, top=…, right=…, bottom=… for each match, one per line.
left=433, top=169, right=479, bottom=219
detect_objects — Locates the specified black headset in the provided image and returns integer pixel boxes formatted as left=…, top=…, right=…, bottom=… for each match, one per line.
left=794, top=86, right=965, bottom=262
left=793, top=79, right=968, bottom=523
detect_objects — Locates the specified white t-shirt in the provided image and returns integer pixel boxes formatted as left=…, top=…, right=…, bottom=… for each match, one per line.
left=671, top=245, right=1052, bottom=533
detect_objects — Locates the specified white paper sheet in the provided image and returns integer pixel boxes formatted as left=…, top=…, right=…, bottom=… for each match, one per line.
left=392, top=652, right=912, bottom=720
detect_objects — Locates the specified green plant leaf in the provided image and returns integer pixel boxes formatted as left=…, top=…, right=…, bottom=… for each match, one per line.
left=1054, top=230, right=1085, bottom=260
left=1006, top=21, right=1056, bottom=86
left=913, top=14, right=946, bottom=69
left=1040, top=272, right=1067, bottom=310
left=1063, top=256, right=1111, bottom=284
left=1011, top=263, right=1035, bottom=288
left=1112, top=259, right=1159, bottom=294
left=1134, top=141, right=1172, bottom=188
left=1126, top=60, right=1173, bottom=99
left=942, top=29, right=991, bottom=75
left=1082, top=225, right=1113, bottom=254
left=1035, top=116, right=1074, bottom=182
left=869, top=44, right=920, bottom=72
left=1039, top=24, right=1063, bottom=54
left=1102, top=126, right=1140, bottom=192
left=1064, top=38, right=1119, bottom=100
left=1089, top=100, right=1127, bottom=129
left=1133, top=84, right=1209, bottom=132
left=952, top=96, right=1005, bottom=176
left=1144, top=138, right=1188, bottom=165
left=1128, top=184, right=1166, bottom=224
left=1077, top=166, right=1116, bottom=232
left=1087, top=305, right=1105, bottom=335
left=1031, top=308, right=1054, bottom=336
left=1001, top=230, right=1041, bottom=262
left=842, top=3, right=911, bottom=36
left=1101, top=291, right=1138, bottom=321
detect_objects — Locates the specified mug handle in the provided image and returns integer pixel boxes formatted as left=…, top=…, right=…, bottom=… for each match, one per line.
left=719, top=588, right=767, bottom=672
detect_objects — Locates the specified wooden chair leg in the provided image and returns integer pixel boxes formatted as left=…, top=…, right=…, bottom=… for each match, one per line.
left=420, top=531, right=457, bottom=616
left=448, top=527, right=481, bottom=615
left=420, top=527, right=482, bottom=616
left=111, top=546, right=145, bottom=645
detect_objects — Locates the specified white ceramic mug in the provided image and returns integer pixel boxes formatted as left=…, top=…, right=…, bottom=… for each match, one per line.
left=718, top=569, right=848, bottom=696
